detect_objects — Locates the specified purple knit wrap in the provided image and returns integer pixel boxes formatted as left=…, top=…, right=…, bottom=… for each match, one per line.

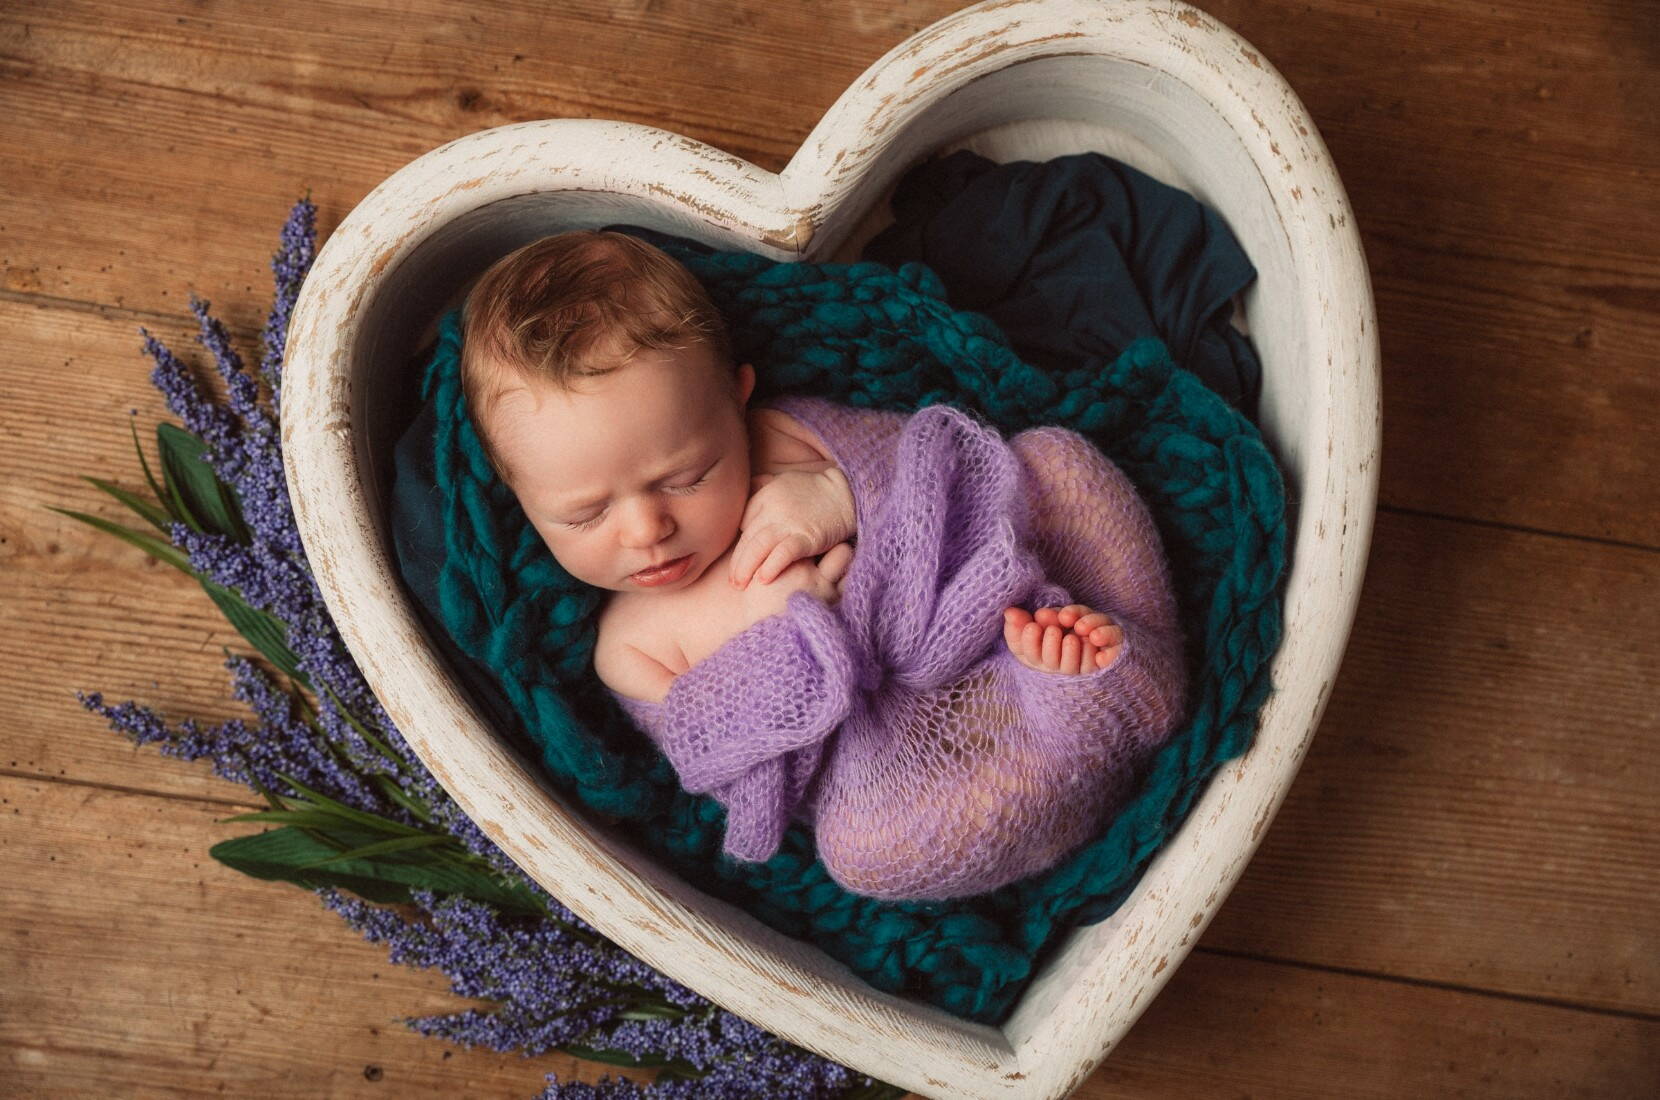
left=612, top=397, right=1186, bottom=901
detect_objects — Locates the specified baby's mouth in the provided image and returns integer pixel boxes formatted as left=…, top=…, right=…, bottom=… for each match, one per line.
left=630, top=554, right=693, bottom=587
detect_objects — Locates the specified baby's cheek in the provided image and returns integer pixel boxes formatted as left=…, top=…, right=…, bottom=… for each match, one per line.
left=716, top=478, right=751, bottom=542
left=534, top=527, right=592, bottom=579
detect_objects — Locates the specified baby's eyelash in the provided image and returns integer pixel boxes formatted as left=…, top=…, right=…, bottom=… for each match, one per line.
left=664, top=474, right=710, bottom=496
left=559, top=470, right=711, bottom=529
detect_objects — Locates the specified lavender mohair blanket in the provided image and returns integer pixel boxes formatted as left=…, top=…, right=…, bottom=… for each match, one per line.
left=612, top=395, right=1187, bottom=901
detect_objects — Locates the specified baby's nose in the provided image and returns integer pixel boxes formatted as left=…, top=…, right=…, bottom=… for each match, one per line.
left=617, top=499, right=675, bottom=547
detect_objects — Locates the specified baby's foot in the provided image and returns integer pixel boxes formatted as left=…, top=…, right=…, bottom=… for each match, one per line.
left=1003, top=604, right=1124, bottom=674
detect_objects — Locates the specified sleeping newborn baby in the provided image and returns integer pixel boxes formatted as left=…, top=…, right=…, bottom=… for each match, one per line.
left=462, top=229, right=1185, bottom=900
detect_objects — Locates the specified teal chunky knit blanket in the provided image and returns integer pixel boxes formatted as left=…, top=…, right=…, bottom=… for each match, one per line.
left=397, top=245, right=1287, bottom=1024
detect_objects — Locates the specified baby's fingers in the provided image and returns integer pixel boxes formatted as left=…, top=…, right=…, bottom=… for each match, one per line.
left=728, top=529, right=774, bottom=588
left=1003, top=608, right=1029, bottom=654
left=755, top=538, right=807, bottom=585
left=1041, top=624, right=1064, bottom=668
left=819, top=541, right=854, bottom=581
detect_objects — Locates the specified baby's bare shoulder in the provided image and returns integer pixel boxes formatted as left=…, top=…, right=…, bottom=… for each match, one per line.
left=596, top=592, right=652, bottom=651
left=748, top=406, right=833, bottom=470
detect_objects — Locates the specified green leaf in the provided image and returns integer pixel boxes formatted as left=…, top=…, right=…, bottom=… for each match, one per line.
left=198, top=579, right=309, bottom=686
left=274, top=774, right=430, bottom=837
left=298, top=834, right=454, bottom=868
left=83, top=476, right=171, bottom=533
left=210, top=827, right=547, bottom=916
left=221, top=808, right=389, bottom=832
left=130, top=416, right=175, bottom=525
left=373, top=774, right=434, bottom=824
left=320, top=684, right=401, bottom=763
left=211, top=828, right=417, bottom=905
left=616, top=1005, right=692, bottom=1021
left=157, top=422, right=246, bottom=540
left=50, top=508, right=194, bottom=575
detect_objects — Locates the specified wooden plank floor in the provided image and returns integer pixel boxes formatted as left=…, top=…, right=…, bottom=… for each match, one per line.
left=3, top=0, right=1655, bottom=1095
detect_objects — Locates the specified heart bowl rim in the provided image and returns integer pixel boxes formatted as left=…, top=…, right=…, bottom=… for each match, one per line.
left=281, top=1, right=1380, bottom=1096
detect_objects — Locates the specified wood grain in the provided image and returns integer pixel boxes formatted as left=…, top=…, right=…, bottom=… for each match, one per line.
left=1204, top=510, right=1660, bottom=1014
left=0, top=775, right=647, bottom=1098
left=0, top=300, right=267, bottom=801
left=5, top=776, right=1655, bottom=1099
left=1197, top=0, right=1660, bottom=547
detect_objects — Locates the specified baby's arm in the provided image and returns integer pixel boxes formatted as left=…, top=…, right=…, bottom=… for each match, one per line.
left=729, top=410, right=856, bottom=588
left=594, top=629, right=679, bottom=704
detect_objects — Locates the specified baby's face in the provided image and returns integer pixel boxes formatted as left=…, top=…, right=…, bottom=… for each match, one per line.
left=486, top=342, right=757, bottom=594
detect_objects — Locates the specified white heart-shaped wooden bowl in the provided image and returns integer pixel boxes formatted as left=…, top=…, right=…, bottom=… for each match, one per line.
left=282, top=1, right=1378, bottom=1095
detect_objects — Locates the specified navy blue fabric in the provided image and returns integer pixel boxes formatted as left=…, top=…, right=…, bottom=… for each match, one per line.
left=862, top=149, right=1261, bottom=419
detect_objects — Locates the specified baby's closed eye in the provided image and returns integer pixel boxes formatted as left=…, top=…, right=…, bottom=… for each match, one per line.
left=555, top=463, right=718, bottom=529
left=664, top=470, right=712, bottom=495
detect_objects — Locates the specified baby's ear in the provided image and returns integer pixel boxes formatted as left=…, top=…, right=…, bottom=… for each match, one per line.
left=735, top=362, right=757, bottom=407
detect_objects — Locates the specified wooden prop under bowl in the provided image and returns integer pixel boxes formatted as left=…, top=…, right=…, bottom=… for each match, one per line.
left=281, top=1, right=1380, bottom=1096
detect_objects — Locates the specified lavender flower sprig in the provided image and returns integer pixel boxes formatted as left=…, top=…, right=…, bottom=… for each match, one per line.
left=70, top=198, right=903, bottom=1098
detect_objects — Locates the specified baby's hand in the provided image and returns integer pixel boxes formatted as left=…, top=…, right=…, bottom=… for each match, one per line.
left=739, top=541, right=854, bottom=624
left=729, top=467, right=856, bottom=589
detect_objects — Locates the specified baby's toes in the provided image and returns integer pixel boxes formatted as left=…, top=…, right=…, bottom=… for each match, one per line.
left=1059, top=632, right=1084, bottom=674
left=1041, top=624, right=1067, bottom=670
left=1073, top=611, right=1113, bottom=636
left=1021, top=621, right=1046, bottom=667
left=1033, top=606, right=1062, bottom=628
left=1003, top=608, right=1031, bottom=654
left=1088, top=622, right=1125, bottom=649
left=1056, top=604, right=1091, bottom=628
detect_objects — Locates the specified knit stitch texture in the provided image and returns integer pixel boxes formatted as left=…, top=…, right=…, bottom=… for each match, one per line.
left=411, top=248, right=1287, bottom=1023
left=612, top=396, right=1187, bottom=902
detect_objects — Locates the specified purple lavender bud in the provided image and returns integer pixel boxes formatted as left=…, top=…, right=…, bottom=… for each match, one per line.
left=535, top=1077, right=647, bottom=1099
left=260, top=198, right=317, bottom=408
left=142, top=329, right=240, bottom=462
left=187, top=296, right=262, bottom=461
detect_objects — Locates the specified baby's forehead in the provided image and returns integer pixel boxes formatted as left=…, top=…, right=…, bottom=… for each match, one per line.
left=486, top=359, right=743, bottom=456
left=487, top=372, right=597, bottom=415
left=482, top=352, right=643, bottom=414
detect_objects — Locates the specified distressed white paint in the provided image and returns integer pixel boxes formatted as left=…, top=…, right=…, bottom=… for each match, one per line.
left=281, top=2, right=1379, bottom=1097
